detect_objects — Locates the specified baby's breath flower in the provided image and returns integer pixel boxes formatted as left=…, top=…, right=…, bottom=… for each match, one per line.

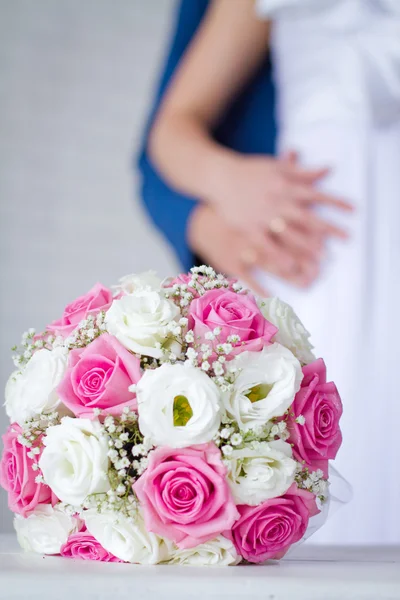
left=186, top=347, right=198, bottom=361
left=220, top=427, right=233, bottom=440
left=270, top=424, right=280, bottom=437
left=230, top=433, right=243, bottom=446
left=221, top=445, right=233, bottom=457
left=185, top=331, right=195, bottom=343
left=213, top=361, right=224, bottom=376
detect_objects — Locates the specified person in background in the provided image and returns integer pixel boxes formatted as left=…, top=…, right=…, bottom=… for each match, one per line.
left=137, top=0, right=344, bottom=295
left=141, top=0, right=400, bottom=545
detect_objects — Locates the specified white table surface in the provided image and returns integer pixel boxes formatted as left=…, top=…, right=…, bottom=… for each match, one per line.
left=0, top=534, right=399, bottom=600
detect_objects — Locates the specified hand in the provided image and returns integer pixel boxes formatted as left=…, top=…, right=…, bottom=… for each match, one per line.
left=188, top=204, right=320, bottom=296
left=207, top=152, right=353, bottom=265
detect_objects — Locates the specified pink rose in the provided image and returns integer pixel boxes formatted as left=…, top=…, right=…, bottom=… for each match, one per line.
left=57, top=333, right=141, bottom=418
left=134, top=443, right=239, bottom=549
left=60, top=529, right=123, bottom=562
left=188, top=289, right=277, bottom=357
left=231, top=484, right=319, bottom=563
left=47, top=283, right=113, bottom=338
left=0, top=424, right=56, bottom=516
left=287, top=359, right=342, bottom=472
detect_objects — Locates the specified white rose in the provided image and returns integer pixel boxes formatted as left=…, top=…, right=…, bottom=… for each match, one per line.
left=137, top=363, right=222, bottom=447
left=39, top=417, right=110, bottom=505
left=224, top=343, right=303, bottom=431
left=104, top=291, right=180, bottom=358
left=84, top=509, right=171, bottom=564
left=113, top=271, right=162, bottom=296
left=14, top=505, right=79, bottom=554
left=225, top=440, right=296, bottom=505
left=4, top=347, right=68, bottom=426
left=258, top=297, right=315, bottom=365
left=168, top=536, right=240, bottom=566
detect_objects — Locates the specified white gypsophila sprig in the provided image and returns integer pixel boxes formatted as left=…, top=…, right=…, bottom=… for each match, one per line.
left=295, top=464, right=329, bottom=502
left=163, top=265, right=234, bottom=314
left=102, top=408, right=154, bottom=517
left=182, top=328, right=243, bottom=386
left=63, top=311, right=107, bottom=350
left=11, top=328, right=48, bottom=368
left=10, top=312, right=108, bottom=370
left=16, top=412, right=61, bottom=476
left=213, top=415, right=290, bottom=451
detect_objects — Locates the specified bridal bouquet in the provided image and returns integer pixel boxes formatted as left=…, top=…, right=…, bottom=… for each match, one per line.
left=1, top=266, right=343, bottom=565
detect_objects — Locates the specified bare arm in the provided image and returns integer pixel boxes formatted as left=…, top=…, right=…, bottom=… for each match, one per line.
left=148, top=0, right=270, bottom=201
left=149, top=0, right=353, bottom=283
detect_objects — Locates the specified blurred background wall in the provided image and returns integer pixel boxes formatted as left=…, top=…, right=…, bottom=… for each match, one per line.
left=0, top=0, right=178, bottom=532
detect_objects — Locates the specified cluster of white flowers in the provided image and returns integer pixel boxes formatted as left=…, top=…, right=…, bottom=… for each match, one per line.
left=2, top=267, right=337, bottom=566
left=295, top=465, right=329, bottom=502
left=62, top=311, right=107, bottom=350
left=163, top=265, right=235, bottom=311
left=11, top=328, right=42, bottom=368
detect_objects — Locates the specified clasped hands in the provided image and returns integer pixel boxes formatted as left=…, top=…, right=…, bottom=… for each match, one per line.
left=188, top=152, right=353, bottom=296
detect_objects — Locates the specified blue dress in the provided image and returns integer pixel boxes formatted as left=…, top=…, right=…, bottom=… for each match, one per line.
left=137, top=0, right=276, bottom=271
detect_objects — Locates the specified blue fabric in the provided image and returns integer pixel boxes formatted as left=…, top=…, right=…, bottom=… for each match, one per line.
left=137, top=0, right=277, bottom=271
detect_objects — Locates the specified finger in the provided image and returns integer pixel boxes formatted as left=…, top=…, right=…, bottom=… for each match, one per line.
left=294, top=185, right=354, bottom=212
left=249, top=227, right=319, bottom=287
left=278, top=224, right=324, bottom=261
left=235, top=265, right=271, bottom=297
left=280, top=150, right=299, bottom=165
left=260, top=255, right=317, bottom=288
left=296, top=256, right=321, bottom=287
left=289, top=206, right=350, bottom=240
left=254, top=230, right=300, bottom=276
left=282, top=163, right=331, bottom=184
left=255, top=237, right=317, bottom=287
